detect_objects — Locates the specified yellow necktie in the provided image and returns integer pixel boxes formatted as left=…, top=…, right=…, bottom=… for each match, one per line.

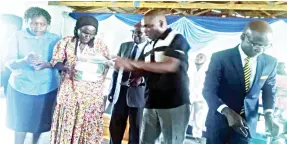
left=244, top=57, right=252, bottom=92
left=240, top=57, right=251, bottom=115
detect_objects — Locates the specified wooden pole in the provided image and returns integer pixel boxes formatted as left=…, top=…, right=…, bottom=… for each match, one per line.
left=48, top=1, right=287, bottom=11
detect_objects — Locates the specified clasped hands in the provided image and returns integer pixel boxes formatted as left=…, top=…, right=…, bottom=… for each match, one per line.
left=222, top=107, right=279, bottom=138
left=24, top=53, right=51, bottom=71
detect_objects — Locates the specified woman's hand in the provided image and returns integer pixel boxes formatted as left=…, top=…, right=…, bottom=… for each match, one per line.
left=33, top=62, right=51, bottom=71
left=104, top=59, right=114, bottom=67
left=64, top=65, right=75, bottom=80
left=24, top=53, right=41, bottom=66
left=103, top=56, right=117, bottom=67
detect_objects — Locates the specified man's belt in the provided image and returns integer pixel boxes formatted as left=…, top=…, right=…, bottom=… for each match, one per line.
left=120, top=81, right=145, bottom=87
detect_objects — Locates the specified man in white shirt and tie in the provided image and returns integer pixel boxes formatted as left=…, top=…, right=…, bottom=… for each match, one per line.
left=203, top=20, right=279, bottom=144
left=108, top=22, right=150, bottom=144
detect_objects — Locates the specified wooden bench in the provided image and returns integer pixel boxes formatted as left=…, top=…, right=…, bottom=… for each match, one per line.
left=103, top=113, right=129, bottom=144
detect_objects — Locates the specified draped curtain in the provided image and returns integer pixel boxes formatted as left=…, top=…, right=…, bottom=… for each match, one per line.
left=68, top=12, right=287, bottom=62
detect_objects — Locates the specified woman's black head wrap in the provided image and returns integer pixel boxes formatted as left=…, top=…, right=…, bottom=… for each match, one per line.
left=74, top=16, right=98, bottom=37
left=72, top=16, right=99, bottom=48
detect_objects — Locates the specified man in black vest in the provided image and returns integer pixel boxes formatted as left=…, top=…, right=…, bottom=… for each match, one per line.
left=108, top=22, right=149, bottom=144
left=114, top=10, right=191, bottom=144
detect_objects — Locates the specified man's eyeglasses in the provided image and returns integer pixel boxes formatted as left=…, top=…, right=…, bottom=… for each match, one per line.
left=131, top=30, right=143, bottom=36
left=244, top=34, right=272, bottom=49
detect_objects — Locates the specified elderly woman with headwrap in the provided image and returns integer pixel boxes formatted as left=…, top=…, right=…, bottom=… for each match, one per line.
left=50, top=16, right=111, bottom=144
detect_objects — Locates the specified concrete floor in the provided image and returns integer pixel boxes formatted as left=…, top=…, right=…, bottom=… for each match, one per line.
left=0, top=130, right=203, bottom=144
left=0, top=131, right=202, bottom=144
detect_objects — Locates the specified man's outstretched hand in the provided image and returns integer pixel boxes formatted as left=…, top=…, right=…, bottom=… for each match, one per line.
left=114, top=57, right=134, bottom=71
left=222, top=107, right=249, bottom=137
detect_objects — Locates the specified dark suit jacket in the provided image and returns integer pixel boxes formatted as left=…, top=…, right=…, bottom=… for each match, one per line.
left=203, top=46, right=277, bottom=137
left=109, top=41, right=147, bottom=108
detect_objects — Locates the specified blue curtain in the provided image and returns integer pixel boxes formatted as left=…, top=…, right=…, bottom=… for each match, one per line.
left=187, top=16, right=285, bottom=32
left=169, top=17, right=215, bottom=51
left=115, top=14, right=143, bottom=26
left=69, top=13, right=113, bottom=21
left=69, top=12, right=287, bottom=33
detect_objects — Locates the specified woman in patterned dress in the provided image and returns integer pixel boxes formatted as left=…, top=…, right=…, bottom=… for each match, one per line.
left=50, top=16, right=111, bottom=144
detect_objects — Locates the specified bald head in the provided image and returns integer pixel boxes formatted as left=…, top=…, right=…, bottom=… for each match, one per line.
left=241, top=20, right=273, bottom=57
left=134, top=22, right=141, bottom=29
left=195, top=53, right=206, bottom=64
left=144, top=10, right=166, bottom=21
left=243, top=20, right=272, bottom=34
left=143, top=10, right=168, bottom=40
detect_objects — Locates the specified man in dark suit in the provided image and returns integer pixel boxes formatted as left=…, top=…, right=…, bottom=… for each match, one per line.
left=203, top=20, right=279, bottom=144
left=108, top=22, right=149, bottom=144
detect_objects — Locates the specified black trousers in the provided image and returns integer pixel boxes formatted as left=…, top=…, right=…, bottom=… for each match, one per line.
left=109, top=87, right=143, bottom=144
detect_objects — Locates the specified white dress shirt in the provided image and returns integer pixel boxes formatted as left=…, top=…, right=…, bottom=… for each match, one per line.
left=131, top=41, right=148, bottom=60
left=239, top=44, right=258, bottom=89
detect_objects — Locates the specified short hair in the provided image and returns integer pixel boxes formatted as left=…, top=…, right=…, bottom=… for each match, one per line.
left=0, top=14, right=22, bottom=30
left=24, top=7, right=51, bottom=25
left=144, top=9, right=166, bottom=16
